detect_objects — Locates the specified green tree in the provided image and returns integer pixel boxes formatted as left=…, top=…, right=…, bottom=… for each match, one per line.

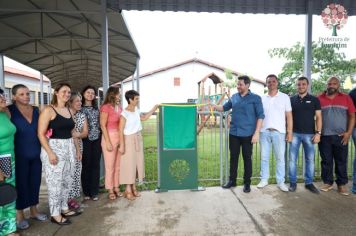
left=224, top=68, right=236, bottom=88
left=268, top=42, right=356, bottom=95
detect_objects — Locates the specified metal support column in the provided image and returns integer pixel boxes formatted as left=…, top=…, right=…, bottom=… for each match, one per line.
left=40, top=73, right=44, bottom=109
left=101, top=0, right=109, bottom=95
left=132, top=70, right=135, bottom=90
left=136, top=57, right=140, bottom=107
left=47, top=79, right=52, bottom=105
left=304, top=0, right=313, bottom=92
left=0, top=54, right=4, bottom=89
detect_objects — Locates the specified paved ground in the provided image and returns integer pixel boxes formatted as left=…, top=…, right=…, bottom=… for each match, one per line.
left=20, top=183, right=356, bottom=236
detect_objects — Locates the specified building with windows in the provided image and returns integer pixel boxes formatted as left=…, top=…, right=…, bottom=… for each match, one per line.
left=121, top=58, right=265, bottom=112
left=3, top=66, right=51, bottom=106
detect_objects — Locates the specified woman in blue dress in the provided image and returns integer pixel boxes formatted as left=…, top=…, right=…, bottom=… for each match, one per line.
left=8, top=84, right=47, bottom=230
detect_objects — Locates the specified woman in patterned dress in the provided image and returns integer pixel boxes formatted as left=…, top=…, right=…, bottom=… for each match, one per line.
left=80, top=85, right=102, bottom=201
left=68, top=93, right=88, bottom=209
left=0, top=88, right=19, bottom=236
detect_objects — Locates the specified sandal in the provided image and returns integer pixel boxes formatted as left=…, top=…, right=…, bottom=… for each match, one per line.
left=61, top=210, right=82, bottom=217
left=114, top=188, right=123, bottom=197
left=124, top=192, right=136, bottom=201
left=133, top=190, right=141, bottom=197
left=50, top=216, right=71, bottom=225
left=30, top=213, right=48, bottom=221
left=83, top=196, right=91, bottom=201
left=68, top=199, right=80, bottom=210
left=16, top=219, right=29, bottom=230
left=108, top=192, right=116, bottom=200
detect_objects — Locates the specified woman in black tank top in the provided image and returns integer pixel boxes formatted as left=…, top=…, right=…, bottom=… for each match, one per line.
left=38, top=83, right=81, bottom=225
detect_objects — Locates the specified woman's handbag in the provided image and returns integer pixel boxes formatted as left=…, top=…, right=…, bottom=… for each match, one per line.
left=0, top=182, right=17, bottom=206
left=0, top=153, right=17, bottom=206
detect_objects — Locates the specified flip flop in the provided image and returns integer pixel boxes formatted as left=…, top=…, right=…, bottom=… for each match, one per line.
left=16, top=219, right=29, bottom=230
left=30, top=213, right=48, bottom=221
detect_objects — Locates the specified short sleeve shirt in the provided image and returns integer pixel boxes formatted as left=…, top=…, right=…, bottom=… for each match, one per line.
left=261, top=91, right=292, bottom=133
left=121, top=108, right=142, bottom=135
left=100, top=104, right=122, bottom=131
left=318, top=92, right=356, bottom=135
left=290, top=94, right=321, bottom=134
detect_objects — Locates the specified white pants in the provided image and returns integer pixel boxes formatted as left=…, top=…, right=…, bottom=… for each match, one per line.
left=41, top=138, right=75, bottom=216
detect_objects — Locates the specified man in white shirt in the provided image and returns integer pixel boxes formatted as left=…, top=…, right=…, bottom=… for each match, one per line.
left=257, top=74, right=293, bottom=192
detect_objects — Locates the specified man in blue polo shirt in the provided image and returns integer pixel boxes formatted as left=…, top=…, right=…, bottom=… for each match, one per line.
left=213, top=75, right=264, bottom=192
left=289, top=76, right=322, bottom=194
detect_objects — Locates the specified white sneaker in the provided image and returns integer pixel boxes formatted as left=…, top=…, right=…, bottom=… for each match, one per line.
left=257, top=180, right=268, bottom=189
left=278, top=183, right=289, bottom=192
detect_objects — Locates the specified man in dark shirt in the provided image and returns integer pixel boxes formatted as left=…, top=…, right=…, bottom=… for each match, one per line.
left=213, top=75, right=264, bottom=192
left=348, top=87, right=356, bottom=194
left=289, top=77, right=322, bottom=194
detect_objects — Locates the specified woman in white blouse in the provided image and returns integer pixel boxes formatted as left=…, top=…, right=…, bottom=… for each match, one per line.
left=118, top=90, right=158, bottom=200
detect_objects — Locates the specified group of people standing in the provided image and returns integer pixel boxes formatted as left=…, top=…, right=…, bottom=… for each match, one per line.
left=0, top=83, right=157, bottom=235
left=215, top=74, right=356, bottom=196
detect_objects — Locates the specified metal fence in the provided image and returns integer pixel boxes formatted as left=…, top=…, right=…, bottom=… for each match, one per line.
left=141, top=111, right=355, bottom=186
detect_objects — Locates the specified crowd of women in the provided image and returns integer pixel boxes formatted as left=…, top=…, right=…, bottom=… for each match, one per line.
left=0, top=83, right=158, bottom=236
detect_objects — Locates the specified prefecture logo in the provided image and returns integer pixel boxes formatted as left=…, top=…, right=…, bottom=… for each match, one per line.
left=319, top=3, right=349, bottom=49
left=321, top=3, right=348, bottom=36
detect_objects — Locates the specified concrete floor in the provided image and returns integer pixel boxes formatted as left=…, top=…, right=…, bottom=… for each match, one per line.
left=21, top=183, right=356, bottom=236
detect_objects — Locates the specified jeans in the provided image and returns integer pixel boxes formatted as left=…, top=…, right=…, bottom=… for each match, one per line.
left=229, top=134, right=253, bottom=185
left=260, top=131, right=286, bottom=184
left=318, top=135, right=348, bottom=186
left=352, top=129, right=356, bottom=190
left=288, top=133, right=315, bottom=185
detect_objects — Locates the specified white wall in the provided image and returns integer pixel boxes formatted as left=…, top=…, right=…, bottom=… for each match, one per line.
left=5, top=74, right=51, bottom=105
left=122, top=62, right=265, bottom=112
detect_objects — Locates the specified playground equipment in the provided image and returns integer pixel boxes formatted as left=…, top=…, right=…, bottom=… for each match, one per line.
left=197, top=72, right=230, bottom=134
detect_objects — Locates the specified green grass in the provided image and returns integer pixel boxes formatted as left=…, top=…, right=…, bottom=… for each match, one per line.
left=141, top=118, right=356, bottom=190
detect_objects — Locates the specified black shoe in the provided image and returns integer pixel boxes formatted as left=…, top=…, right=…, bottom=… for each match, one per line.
left=222, top=180, right=236, bottom=189
left=289, top=183, right=297, bottom=192
left=243, top=184, right=251, bottom=193
left=61, top=210, right=82, bottom=218
left=305, top=184, right=320, bottom=194
left=51, top=216, right=71, bottom=225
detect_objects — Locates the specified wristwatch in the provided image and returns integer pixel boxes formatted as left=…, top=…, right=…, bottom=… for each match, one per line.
left=316, top=131, right=322, bottom=135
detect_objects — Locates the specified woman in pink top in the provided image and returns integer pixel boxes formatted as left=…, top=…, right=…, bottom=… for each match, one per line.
left=100, top=86, right=122, bottom=200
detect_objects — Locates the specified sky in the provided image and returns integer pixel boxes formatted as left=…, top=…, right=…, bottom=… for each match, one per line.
left=4, top=10, right=356, bottom=82
left=122, top=10, right=356, bottom=81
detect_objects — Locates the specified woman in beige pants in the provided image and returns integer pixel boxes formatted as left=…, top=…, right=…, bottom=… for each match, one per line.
left=118, top=90, right=158, bottom=200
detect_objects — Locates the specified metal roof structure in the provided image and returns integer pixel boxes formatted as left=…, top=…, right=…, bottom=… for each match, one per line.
left=0, top=0, right=139, bottom=92
left=1, top=0, right=355, bottom=93
left=114, top=0, right=356, bottom=15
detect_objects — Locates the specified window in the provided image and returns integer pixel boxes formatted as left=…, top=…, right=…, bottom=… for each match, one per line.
left=29, top=91, right=36, bottom=105
left=4, top=88, right=11, bottom=104
left=38, top=92, right=48, bottom=105
left=174, top=77, right=180, bottom=86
